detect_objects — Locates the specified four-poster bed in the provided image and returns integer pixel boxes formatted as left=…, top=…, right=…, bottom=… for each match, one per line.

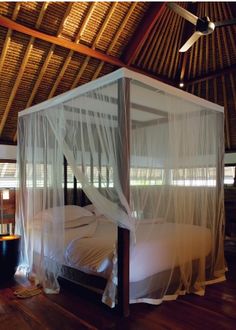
left=16, top=68, right=226, bottom=316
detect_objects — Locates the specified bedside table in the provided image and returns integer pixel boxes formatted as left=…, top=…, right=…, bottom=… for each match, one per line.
left=0, top=235, right=20, bottom=283
left=224, top=187, right=236, bottom=255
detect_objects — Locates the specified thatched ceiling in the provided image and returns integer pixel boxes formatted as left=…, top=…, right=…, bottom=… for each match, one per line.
left=0, top=2, right=235, bottom=151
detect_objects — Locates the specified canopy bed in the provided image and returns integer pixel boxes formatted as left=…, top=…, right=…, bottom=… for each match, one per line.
left=16, top=68, right=226, bottom=316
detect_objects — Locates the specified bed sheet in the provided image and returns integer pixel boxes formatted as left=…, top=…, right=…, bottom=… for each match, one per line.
left=65, top=217, right=212, bottom=282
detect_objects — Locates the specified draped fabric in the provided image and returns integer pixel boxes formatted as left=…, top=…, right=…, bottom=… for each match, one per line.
left=16, top=69, right=225, bottom=306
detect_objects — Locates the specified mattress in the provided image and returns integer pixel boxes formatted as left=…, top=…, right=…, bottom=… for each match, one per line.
left=64, top=217, right=212, bottom=283
left=32, top=208, right=214, bottom=304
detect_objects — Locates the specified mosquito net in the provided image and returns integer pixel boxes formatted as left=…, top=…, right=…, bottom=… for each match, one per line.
left=16, top=68, right=225, bottom=306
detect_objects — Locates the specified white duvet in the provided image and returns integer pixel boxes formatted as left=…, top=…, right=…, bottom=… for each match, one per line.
left=65, top=217, right=212, bottom=283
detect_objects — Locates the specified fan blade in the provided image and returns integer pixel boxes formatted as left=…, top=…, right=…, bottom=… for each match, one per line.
left=167, top=3, right=198, bottom=26
left=179, top=31, right=202, bottom=52
left=214, top=18, right=236, bottom=27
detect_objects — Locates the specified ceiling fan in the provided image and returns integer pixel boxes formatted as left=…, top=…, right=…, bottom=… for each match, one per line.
left=167, top=2, right=236, bottom=52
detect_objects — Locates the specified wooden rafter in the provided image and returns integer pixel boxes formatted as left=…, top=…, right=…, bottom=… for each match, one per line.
left=108, top=2, right=137, bottom=55
left=222, top=75, right=231, bottom=150
left=225, top=3, right=236, bottom=119
left=218, top=2, right=233, bottom=150
left=0, top=4, right=21, bottom=73
left=225, top=3, right=236, bottom=56
left=218, top=3, right=231, bottom=67
left=13, top=3, right=73, bottom=141
left=70, top=2, right=117, bottom=89
left=122, top=2, right=166, bottom=66
left=205, top=3, right=209, bottom=99
left=68, top=3, right=98, bottom=89
left=0, top=15, right=125, bottom=68
left=230, top=73, right=236, bottom=113
left=166, top=9, right=182, bottom=78
left=210, top=4, right=217, bottom=101
left=178, top=3, right=198, bottom=83
left=214, top=2, right=230, bottom=149
left=76, top=2, right=96, bottom=43
left=92, top=61, right=104, bottom=80
left=92, top=2, right=137, bottom=80
left=71, top=57, right=90, bottom=89
left=145, top=8, right=167, bottom=69
left=48, top=2, right=97, bottom=96
left=184, top=63, right=236, bottom=88
left=157, top=10, right=175, bottom=73
left=93, top=2, right=117, bottom=49
left=198, top=4, right=204, bottom=79
left=0, top=3, right=49, bottom=136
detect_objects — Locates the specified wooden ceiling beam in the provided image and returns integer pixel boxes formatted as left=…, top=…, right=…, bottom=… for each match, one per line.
left=122, top=2, right=166, bottom=66
left=0, top=15, right=125, bottom=68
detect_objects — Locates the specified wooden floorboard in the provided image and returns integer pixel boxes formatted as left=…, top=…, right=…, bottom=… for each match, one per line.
left=0, top=253, right=235, bottom=330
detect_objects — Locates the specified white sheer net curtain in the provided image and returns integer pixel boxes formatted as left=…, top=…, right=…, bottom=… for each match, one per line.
left=16, top=113, right=64, bottom=292
left=46, top=80, right=133, bottom=231
left=16, top=69, right=225, bottom=306
left=16, top=78, right=134, bottom=304
left=45, top=79, right=134, bottom=305
left=130, top=79, right=225, bottom=302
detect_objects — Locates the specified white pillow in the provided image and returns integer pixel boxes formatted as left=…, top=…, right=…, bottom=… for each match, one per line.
left=34, top=205, right=93, bottom=223
left=65, top=216, right=96, bottom=229
left=83, top=204, right=103, bottom=216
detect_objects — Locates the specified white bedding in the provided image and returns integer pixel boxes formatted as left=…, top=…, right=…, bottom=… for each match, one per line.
left=32, top=205, right=98, bottom=261
left=65, top=217, right=212, bottom=283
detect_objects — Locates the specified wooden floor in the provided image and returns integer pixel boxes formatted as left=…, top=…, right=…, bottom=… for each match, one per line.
left=0, top=254, right=235, bottom=330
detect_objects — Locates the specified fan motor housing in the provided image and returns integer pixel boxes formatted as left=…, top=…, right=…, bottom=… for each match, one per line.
left=196, top=17, right=215, bottom=35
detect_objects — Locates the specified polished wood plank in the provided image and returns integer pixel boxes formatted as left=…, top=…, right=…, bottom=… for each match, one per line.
left=0, top=254, right=235, bottom=330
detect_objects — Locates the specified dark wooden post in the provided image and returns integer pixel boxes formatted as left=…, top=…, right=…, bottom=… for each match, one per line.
left=73, top=176, right=77, bottom=205
left=64, top=156, right=68, bottom=205
left=98, top=140, right=102, bottom=189
left=214, top=111, right=225, bottom=273
left=117, top=77, right=130, bottom=317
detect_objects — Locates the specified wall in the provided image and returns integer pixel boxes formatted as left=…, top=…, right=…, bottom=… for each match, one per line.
left=0, top=145, right=17, bottom=160
left=0, top=144, right=17, bottom=233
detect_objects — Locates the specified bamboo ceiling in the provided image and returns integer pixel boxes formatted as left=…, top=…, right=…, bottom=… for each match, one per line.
left=0, top=2, right=235, bottom=151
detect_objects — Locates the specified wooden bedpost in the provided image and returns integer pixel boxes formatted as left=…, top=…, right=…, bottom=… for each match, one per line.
left=117, top=77, right=130, bottom=317
left=73, top=176, right=77, bottom=205
left=64, top=156, right=68, bottom=205
left=215, top=111, right=225, bottom=271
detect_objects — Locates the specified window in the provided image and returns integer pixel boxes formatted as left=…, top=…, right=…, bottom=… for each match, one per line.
left=0, top=162, right=17, bottom=188
left=171, top=167, right=217, bottom=187
left=224, top=166, right=235, bottom=185
left=130, top=167, right=164, bottom=186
